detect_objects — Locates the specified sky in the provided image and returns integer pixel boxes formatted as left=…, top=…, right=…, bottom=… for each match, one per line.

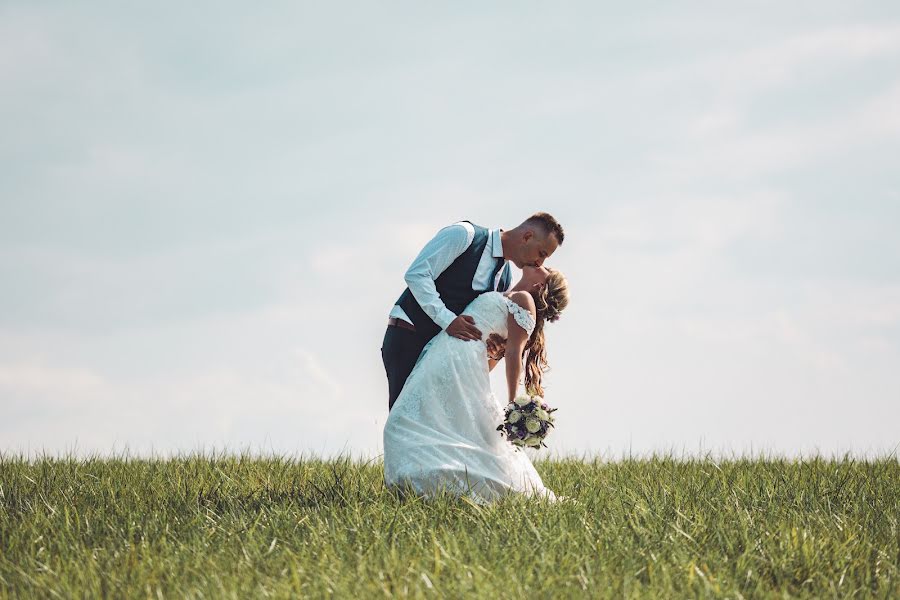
left=1, top=2, right=899, bottom=459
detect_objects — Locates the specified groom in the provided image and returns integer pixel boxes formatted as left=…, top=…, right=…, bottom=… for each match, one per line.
left=382, top=213, right=565, bottom=410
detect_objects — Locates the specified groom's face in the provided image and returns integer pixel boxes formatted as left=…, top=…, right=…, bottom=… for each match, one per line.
left=517, top=230, right=559, bottom=269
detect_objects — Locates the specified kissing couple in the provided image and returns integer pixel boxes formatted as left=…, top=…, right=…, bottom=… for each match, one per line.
left=381, top=213, right=570, bottom=504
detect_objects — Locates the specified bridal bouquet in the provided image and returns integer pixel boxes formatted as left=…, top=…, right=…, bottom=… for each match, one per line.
left=497, top=393, right=556, bottom=449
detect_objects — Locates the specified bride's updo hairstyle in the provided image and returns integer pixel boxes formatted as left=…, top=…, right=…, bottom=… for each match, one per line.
left=523, top=269, right=569, bottom=397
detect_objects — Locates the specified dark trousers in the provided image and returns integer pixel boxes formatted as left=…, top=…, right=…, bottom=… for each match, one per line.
left=381, top=325, right=432, bottom=411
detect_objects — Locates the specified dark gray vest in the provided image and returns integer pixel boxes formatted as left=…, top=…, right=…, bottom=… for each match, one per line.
left=395, top=222, right=511, bottom=340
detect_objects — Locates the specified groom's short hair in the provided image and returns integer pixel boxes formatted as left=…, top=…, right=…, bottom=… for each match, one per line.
left=525, top=212, right=565, bottom=245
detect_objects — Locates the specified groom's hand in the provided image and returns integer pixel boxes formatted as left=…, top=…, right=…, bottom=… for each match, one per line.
left=446, top=315, right=482, bottom=341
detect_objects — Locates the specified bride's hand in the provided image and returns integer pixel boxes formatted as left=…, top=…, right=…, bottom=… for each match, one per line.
left=485, top=333, right=506, bottom=360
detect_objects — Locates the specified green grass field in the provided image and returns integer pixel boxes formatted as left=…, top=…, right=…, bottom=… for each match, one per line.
left=1, top=453, right=897, bottom=598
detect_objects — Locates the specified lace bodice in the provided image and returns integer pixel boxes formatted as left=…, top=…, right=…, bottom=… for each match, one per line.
left=461, top=291, right=536, bottom=339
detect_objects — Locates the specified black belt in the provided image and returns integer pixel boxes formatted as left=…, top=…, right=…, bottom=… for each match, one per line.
left=388, top=317, right=417, bottom=333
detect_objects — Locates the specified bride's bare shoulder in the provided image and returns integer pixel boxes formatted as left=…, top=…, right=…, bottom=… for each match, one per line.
left=505, top=290, right=536, bottom=316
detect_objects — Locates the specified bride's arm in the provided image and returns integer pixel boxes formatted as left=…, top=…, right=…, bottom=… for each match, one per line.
left=504, top=292, right=536, bottom=402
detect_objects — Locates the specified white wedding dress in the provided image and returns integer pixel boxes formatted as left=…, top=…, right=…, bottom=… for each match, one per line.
left=383, top=291, right=557, bottom=504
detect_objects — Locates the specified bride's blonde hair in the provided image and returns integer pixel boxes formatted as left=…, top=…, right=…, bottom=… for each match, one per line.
left=523, top=270, right=569, bottom=397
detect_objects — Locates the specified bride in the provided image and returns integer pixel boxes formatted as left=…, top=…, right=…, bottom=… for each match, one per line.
left=383, top=265, right=569, bottom=504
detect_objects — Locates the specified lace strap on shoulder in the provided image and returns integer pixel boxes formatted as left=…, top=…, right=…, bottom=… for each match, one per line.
left=506, top=297, right=535, bottom=336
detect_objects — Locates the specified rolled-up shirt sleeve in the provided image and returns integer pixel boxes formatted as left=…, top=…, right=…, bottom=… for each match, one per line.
left=404, top=223, right=473, bottom=330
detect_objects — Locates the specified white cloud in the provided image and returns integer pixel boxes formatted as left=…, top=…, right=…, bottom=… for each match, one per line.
left=642, top=24, right=900, bottom=100
left=0, top=348, right=366, bottom=457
